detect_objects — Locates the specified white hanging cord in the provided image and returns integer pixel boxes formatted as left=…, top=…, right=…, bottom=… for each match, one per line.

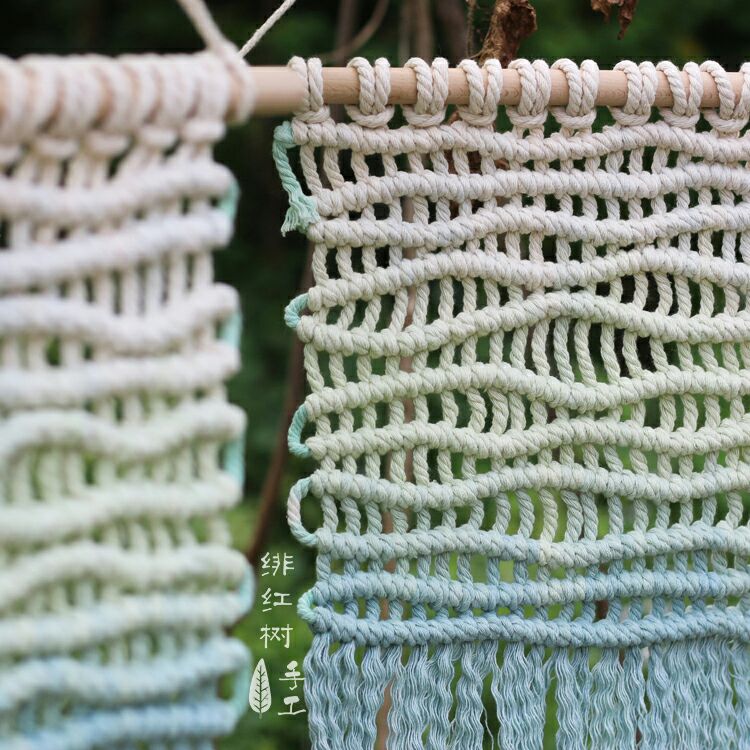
left=176, top=0, right=299, bottom=59
left=175, top=0, right=237, bottom=53
left=173, top=0, right=256, bottom=121
left=238, top=0, right=299, bottom=58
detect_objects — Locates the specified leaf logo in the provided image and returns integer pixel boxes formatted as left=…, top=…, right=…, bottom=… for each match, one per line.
left=249, top=658, right=272, bottom=718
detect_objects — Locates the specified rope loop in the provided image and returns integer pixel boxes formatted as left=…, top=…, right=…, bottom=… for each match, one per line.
left=701, top=60, right=750, bottom=135
left=0, top=58, right=47, bottom=145
left=94, top=59, right=137, bottom=133
left=289, top=56, right=331, bottom=124
left=550, top=59, right=599, bottom=131
left=507, top=59, right=551, bottom=130
left=403, top=57, right=449, bottom=127
left=182, top=53, right=232, bottom=146
left=456, top=59, right=503, bottom=127
left=656, top=61, right=702, bottom=129
left=609, top=61, right=657, bottom=126
left=345, top=57, right=394, bottom=128
left=174, top=0, right=255, bottom=121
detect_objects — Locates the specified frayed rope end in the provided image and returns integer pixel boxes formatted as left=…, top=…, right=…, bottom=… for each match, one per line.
left=280, top=192, right=319, bottom=235
left=273, top=121, right=319, bottom=236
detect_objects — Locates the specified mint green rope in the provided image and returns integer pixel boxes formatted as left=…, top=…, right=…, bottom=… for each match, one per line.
left=272, top=122, right=319, bottom=235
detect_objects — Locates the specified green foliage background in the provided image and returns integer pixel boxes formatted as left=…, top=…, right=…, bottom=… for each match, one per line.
left=6, top=1, right=750, bottom=747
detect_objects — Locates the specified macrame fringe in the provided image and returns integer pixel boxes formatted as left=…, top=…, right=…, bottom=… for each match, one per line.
left=303, top=635, right=750, bottom=750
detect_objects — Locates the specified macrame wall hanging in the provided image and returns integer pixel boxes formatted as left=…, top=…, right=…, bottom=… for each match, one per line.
left=0, top=42, right=255, bottom=747
left=277, top=56, right=750, bottom=748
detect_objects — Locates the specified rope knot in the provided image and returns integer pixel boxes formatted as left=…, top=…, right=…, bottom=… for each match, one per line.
left=345, top=57, right=394, bottom=128
left=609, top=61, right=657, bottom=127
left=403, top=57, right=449, bottom=128
left=456, top=59, right=503, bottom=128
left=657, top=61, right=702, bottom=129
left=507, top=59, right=551, bottom=130
left=289, top=56, right=331, bottom=124
left=550, top=59, right=598, bottom=131
left=701, top=60, right=750, bottom=135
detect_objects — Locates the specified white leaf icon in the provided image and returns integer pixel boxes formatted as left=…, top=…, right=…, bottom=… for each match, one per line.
left=249, top=658, right=272, bottom=718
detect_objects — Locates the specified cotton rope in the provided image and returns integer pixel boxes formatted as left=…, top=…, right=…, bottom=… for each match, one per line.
left=0, top=36, right=254, bottom=750
left=276, top=56, right=750, bottom=749
left=177, top=0, right=299, bottom=58
left=238, top=0, right=300, bottom=57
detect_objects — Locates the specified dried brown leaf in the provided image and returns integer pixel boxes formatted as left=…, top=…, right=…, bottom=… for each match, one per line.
left=591, top=0, right=639, bottom=39
left=478, top=0, right=537, bottom=66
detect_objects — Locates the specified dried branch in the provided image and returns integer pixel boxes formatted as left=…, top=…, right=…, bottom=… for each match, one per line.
left=332, top=0, right=360, bottom=61
left=246, top=244, right=313, bottom=567
left=477, top=0, right=537, bottom=65
left=466, top=0, right=478, bottom=58
left=319, top=0, right=389, bottom=64
left=591, top=0, right=639, bottom=38
left=435, top=0, right=468, bottom=63
left=413, top=0, right=435, bottom=60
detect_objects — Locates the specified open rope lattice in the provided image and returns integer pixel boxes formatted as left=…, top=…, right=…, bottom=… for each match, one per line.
left=277, top=56, right=750, bottom=749
left=0, top=51, right=253, bottom=747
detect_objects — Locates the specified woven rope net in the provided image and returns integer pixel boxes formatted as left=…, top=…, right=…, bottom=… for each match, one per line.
left=0, top=52, right=253, bottom=745
left=277, top=56, right=750, bottom=748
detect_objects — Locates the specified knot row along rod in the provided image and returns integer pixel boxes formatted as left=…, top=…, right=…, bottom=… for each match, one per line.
left=250, top=66, right=747, bottom=117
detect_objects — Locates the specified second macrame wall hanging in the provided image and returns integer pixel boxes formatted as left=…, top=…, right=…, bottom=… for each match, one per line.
left=277, top=56, right=750, bottom=750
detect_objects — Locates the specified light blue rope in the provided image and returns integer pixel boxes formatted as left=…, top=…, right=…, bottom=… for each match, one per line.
left=219, top=176, right=240, bottom=223
left=284, top=292, right=308, bottom=330
left=288, top=405, right=311, bottom=458
left=272, top=123, right=319, bottom=235
left=220, top=308, right=246, bottom=485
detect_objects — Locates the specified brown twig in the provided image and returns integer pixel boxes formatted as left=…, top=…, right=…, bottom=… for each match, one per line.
left=412, top=0, right=434, bottom=62
left=319, top=0, right=390, bottom=64
left=477, top=0, right=537, bottom=65
left=246, top=243, right=313, bottom=567
left=435, top=0, right=468, bottom=63
left=465, top=0, right=478, bottom=58
left=591, top=0, right=639, bottom=38
left=327, top=0, right=361, bottom=121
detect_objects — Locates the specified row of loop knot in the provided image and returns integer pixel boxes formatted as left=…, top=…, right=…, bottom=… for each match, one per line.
left=0, top=53, right=252, bottom=154
left=290, top=56, right=750, bottom=133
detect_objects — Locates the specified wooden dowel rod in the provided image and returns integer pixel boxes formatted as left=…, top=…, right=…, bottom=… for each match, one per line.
left=251, top=66, right=743, bottom=116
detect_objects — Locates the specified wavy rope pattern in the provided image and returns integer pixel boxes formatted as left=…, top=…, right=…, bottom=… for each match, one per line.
left=0, top=52, right=252, bottom=746
left=278, top=56, right=750, bottom=749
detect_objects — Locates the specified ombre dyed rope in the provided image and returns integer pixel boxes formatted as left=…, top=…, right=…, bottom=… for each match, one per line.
left=0, top=51, right=253, bottom=747
left=277, top=56, right=750, bottom=749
